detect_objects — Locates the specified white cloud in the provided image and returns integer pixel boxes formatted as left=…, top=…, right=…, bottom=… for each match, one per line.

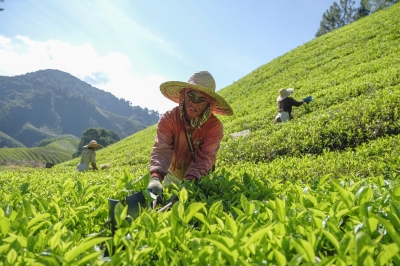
left=0, top=35, right=176, bottom=114
left=96, top=69, right=177, bottom=114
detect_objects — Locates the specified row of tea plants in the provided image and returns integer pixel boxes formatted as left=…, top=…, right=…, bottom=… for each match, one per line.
left=1, top=134, right=400, bottom=264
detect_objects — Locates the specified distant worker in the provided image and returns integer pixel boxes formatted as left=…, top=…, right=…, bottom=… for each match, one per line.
left=76, top=140, right=103, bottom=172
left=147, top=71, right=233, bottom=199
left=274, top=88, right=312, bottom=124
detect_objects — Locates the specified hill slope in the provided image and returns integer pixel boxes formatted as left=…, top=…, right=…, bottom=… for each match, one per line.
left=63, top=3, right=400, bottom=172
left=0, top=137, right=80, bottom=166
left=0, top=131, right=25, bottom=148
left=215, top=4, right=400, bottom=165
left=0, top=69, right=158, bottom=147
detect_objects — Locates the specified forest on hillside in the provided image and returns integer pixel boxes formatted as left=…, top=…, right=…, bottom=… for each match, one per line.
left=0, top=69, right=160, bottom=147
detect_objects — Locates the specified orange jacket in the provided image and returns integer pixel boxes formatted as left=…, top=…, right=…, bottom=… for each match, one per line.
left=149, top=106, right=223, bottom=181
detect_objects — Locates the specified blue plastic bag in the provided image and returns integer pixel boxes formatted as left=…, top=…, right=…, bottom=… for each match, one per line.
left=303, top=96, right=312, bottom=104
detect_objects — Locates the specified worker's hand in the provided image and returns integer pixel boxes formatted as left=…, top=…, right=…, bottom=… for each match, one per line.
left=303, top=96, right=313, bottom=104
left=148, top=177, right=163, bottom=198
left=91, top=163, right=98, bottom=170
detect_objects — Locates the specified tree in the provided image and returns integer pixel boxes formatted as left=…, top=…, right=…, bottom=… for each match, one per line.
left=354, top=0, right=370, bottom=21
left=315, top=0, right=357, bottom=37
left=362, top=0, right=399, bottom=13
left=73, top=128, right=120, bottom=158
left=0, top=0, right=4, bottom=12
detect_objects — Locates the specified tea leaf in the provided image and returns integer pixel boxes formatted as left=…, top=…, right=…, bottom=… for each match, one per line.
left=203, top=235, right=237, bottom=264
left=30, top=220, right=52, bottom=236
left=355, top=231, right=371, bottom=256
left=0, top=217, right=10, bottom=236
left=64, top=237, right=111, bottom=262
left=179, top=187, right=188, bottom=204
left=184, top=202, right=206, bottom=223
left=27, top=213, right=50, bottom=228
left=50, top=231, right=61, bottom=250
left=142, top=189, right=156, bottom=202
left=376, top=243, right=399, bottom=266
left=177, top=202, right=185, bottom=220
left=293, top=238, right=315, bottom=263
left=19, top=182, right=29, bottom=194
left=243, top=224, right=274, bottom=248
left=373, top=215, right=400, bottom=249
left=322, top=229, right=340, bottom=252
left=273, top=248, right=287, bottom=266
left=223, top=213, right=238, bottom=237
left=237, top=222, right=256, bottom=241
left=0, top=244, right=10, bottom=254
left=85, top=185, right=101, bottom=195
left=355, top=186, right=372, bottom=205
left=386, top=212, right=400, bottom=231
left=240, top=194, right=249, bottom=213
left=215, top=216, right=225, bottom=230
left=154, top=227, right=173, bottom=238
left=76, top=251, right=103, bottom=265
left=275, top=198, right=285, bottom=222
left=114, top=202, right=127, bottom=227
left=393, top=185, right=400, bottom=198
left=7, top=248, right=17, bottom=264
left=67, top=186, right=79, bottom=205
left=209, top=200, right=223, bottom=219
left=194, top=213, right=210, bottom=228
left=50, top=199, right=61, bottom=217
left=331, top=180, right=354, bottom=214
left=391, top=201, right=400, bottom=221
left=338, top=234, right=352, bottom=256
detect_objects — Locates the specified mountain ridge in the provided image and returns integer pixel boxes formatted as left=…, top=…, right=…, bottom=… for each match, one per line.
left=0, top=69, right=160, bottom=147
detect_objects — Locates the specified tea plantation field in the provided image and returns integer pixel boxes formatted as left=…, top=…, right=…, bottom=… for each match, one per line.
left=0, top=138, right=80, bottom=168
left=1, top=4, right=400, bottom=265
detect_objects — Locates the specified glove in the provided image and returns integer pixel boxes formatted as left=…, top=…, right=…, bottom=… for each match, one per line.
left=303, top=96, right=312, bottom=104
left=148, top=177, right=163, bottom=198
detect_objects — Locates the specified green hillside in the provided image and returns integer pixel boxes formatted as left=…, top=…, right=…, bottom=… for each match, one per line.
left=1, top=4, right=400, bottom=264
left=43, top=138, right=80, bottom=155
left=0, top=138, right=79, bottom=166
left=215, top=6, right=400, bottom=165
left=0, top=131, right=25, bottom=148
left=0, top=69, right=155, bottom=147
left=63, top=2, right=400, bottom=171
left=14, top=123, right=60, bottom=147
left=95, top=107, right=147, bottom=139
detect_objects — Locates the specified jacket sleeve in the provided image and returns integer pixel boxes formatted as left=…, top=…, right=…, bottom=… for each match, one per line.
left=149, top=110, right=175, bottom=178
left=185, top=119, right=223, bottom=179
left=289, top=97, right=304, bottom=107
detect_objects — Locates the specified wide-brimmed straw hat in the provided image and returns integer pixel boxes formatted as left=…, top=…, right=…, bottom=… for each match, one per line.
left=277, top=88, right=294, bottom=101
left=160, top=71, right=233, bottom=116
left=83, top=140, right=103, bottom=149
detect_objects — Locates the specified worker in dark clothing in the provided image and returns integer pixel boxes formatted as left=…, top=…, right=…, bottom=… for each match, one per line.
left=274, top=88, right=312, bottom=124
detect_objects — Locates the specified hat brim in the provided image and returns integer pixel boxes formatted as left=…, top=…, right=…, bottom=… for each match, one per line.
left=83, top=144, right=103, bottom=148
left=160, top=81, right=233, bottom=116
left=277, top=88, right=294, bottom=101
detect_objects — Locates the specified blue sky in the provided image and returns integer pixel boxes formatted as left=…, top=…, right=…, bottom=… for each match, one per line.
left=0, top=0, right=336, bottom=114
